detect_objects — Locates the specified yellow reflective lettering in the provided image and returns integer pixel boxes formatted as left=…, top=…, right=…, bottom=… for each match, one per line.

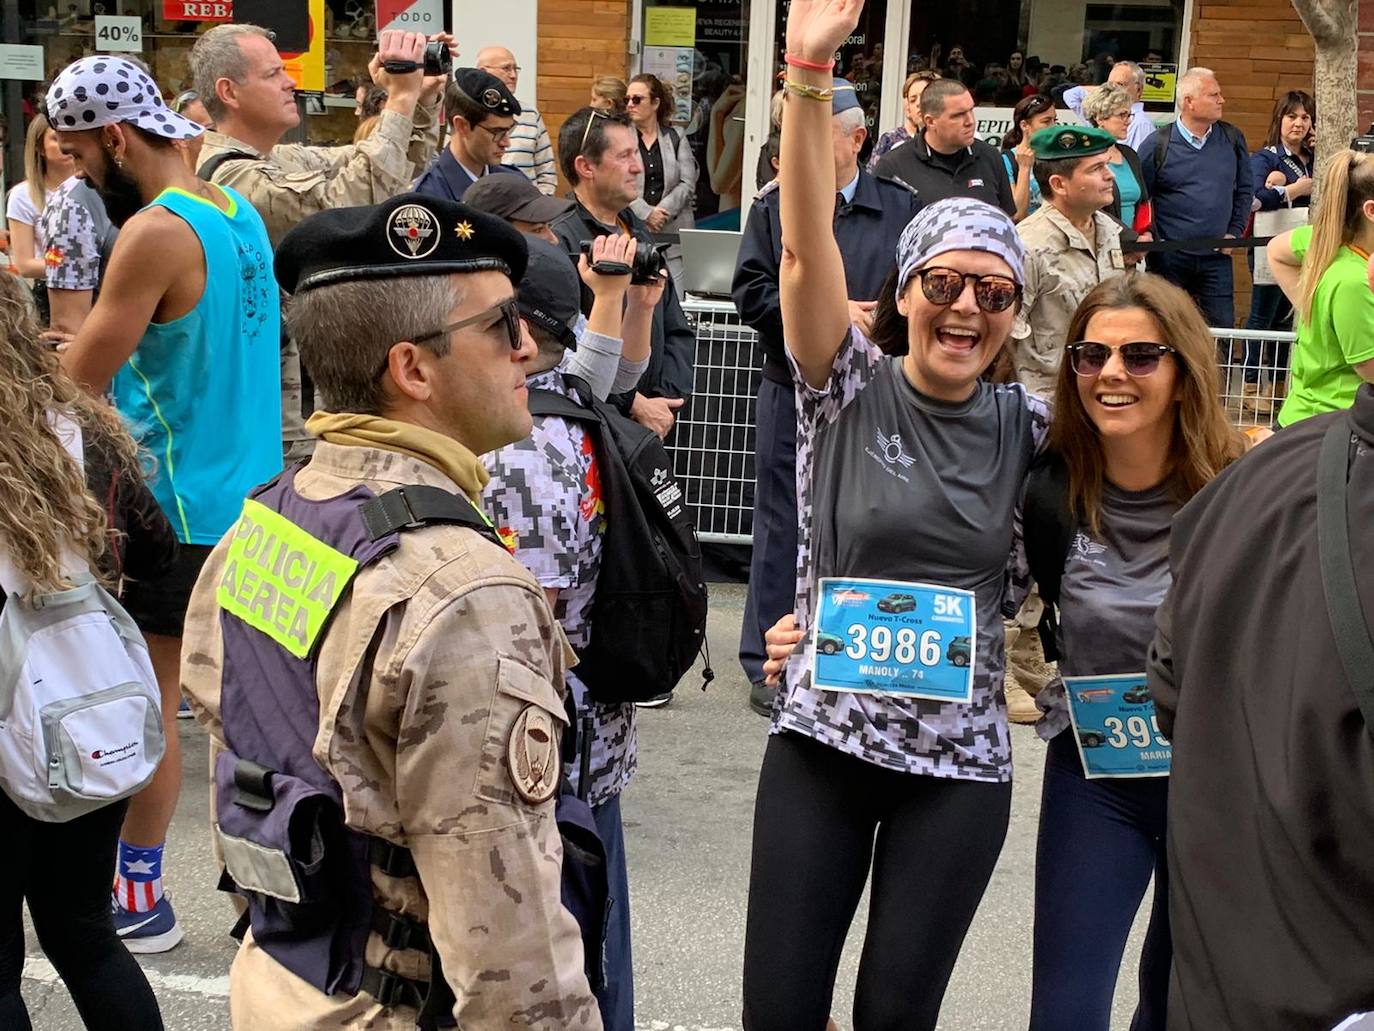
left=288, top=606, right=310, bottom=649
left=249, top=580, right=276, bottom=623
left=236, top=568, right=259, bottom=606
left=274, top=592, right=296, bottom=636
left=306, top=569, right=337, bottom=606
left=282, top=550, right=307, bottom=589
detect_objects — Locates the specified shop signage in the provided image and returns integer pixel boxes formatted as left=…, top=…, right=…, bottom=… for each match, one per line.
left=377, top=0, right=442, bottom=35
left=0, top=44, right=45, bottom=81
left=974, top=106, right=1085, bottom=147
left=95, top=15, right=144, bottom=52
left=1140, top=63, right=1178, bottom=105
left=163, top=1, right=233, bottom=20
left=645, top=7, right=697, bottom=47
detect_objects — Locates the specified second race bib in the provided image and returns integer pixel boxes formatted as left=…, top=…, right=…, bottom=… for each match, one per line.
left=1063, top=673, right=1171, bottom=779
left=812, top=577, right=975, bottom=702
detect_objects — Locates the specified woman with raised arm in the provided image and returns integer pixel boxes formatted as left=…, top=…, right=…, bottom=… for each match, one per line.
left=742, top=3, right=1049, bottom=1029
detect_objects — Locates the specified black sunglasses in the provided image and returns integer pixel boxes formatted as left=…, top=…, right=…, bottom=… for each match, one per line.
left=910, top=267, right=1021, bottom=313
left=378, top=298, right=523, bottom=378
left=1068, top=341, right=1177, bottom=377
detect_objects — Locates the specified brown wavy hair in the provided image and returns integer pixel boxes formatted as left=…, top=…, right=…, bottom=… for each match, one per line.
left=0, top=276, right=143, bottom=592
left=1048, top=274, right=1245, bottom=534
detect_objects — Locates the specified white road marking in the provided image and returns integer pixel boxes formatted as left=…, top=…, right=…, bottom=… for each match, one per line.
left=23, top=956, right=231, bottom=998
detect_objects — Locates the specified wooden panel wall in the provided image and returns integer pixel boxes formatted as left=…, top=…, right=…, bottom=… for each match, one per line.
left=537, top=0, right=632, bottom=192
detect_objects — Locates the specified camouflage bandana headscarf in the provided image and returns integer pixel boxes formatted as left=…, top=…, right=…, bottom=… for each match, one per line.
left=894, top=197, right=1026, bottom=300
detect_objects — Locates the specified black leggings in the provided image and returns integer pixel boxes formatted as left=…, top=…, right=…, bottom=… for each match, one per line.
left=742, top=732, right=1013, bottom=1031
left=0, top=793, right=163, bottom=1030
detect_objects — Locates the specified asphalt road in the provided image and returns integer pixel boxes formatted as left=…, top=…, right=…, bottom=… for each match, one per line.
left=21, top=582, right=1153, bottom=1030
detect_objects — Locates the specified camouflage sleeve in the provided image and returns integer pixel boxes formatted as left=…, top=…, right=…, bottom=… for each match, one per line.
left=215, top=106, right=439, bottom=243
left=483, top=440, right=581, bottom=590
left=790, top=324, right=885, bottom=430
left=389, top=580, right=600, bottom=1029
left=41, top=191, right=101, bottom=292
left=1012, top=248, right=1042, bottom=343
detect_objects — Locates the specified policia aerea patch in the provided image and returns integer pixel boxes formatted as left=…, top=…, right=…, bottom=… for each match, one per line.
left=216, top=500, right=359, bottom=658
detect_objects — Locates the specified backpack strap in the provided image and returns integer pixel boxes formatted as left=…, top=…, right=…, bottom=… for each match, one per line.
left=197, top=149, right=257, bottom=182
left=1316, top=417, right=1374, bottom=732
left=358, top=485, right=503, bottom=550
left=1022, top=455, right=1076, bottom=663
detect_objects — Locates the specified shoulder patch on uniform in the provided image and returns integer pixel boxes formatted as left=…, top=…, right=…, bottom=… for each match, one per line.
left=878, top=174, right=919, bottom=196
left=507, top=704, right=560, bottom=804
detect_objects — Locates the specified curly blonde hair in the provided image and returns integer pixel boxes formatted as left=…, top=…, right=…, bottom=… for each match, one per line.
left=0, top=276, right=143, bottom=593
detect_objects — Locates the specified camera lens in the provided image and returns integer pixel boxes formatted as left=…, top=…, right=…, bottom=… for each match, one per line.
left=423, top=40, right=452, bottom=78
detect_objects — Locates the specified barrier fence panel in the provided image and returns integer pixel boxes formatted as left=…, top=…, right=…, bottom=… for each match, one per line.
left=670, top=300, right=1298, bottom=545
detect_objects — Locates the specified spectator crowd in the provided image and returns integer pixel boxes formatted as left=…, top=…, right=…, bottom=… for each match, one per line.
left=0, top=4, right=1371, bottom=1030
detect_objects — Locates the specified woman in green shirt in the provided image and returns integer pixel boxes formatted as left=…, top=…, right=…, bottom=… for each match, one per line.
left=1267, top=149, right=1374, bottom=426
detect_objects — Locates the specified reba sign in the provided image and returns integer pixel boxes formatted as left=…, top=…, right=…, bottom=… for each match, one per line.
left=163, top=1, right=233, bottom=20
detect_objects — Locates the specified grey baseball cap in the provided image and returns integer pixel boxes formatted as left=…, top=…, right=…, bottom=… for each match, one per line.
left=463, top=173, right=573, bottom=225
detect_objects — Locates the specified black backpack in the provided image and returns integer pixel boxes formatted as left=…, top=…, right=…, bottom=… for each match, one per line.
left=527, top=376, right=711, bottom=703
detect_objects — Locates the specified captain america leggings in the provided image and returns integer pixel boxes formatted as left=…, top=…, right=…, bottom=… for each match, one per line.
left=742, top=731, right=1012, bottom=1031
left=0, top=793, right=163, bottom=1030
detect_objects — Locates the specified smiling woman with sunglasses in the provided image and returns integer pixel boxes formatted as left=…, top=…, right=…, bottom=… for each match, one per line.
left=1021, top=273, right=1244, bottom=1030
left=741, top=3, right=1052, bottom=1028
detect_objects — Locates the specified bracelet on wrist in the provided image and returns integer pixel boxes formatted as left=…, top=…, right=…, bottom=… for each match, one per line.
left=785, top=53, right=835, bottom=72
left=783, top=79, right=835, bottom=102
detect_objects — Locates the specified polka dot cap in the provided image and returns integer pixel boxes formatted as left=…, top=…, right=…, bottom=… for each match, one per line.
left=46, top=56, right=203, bottom=141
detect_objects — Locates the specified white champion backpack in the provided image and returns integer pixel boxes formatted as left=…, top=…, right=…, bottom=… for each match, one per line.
left=0, top=417, right=164, bottom=822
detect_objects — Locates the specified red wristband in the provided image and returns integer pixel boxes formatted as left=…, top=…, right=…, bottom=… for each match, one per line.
left=785, top=53, right=835, bottom=72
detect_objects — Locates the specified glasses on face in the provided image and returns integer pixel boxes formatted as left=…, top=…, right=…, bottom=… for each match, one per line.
left=580, top=108, right=607, bottom=151
left=626, top=95, right=650, bottom=106
left=1068, top=341, right=1177, bottom=377
left=474, top=122, right=513, bottom=144
left=910, top=267, right=1021, bottom=313
left=387, top=296, right=524, bottom=382
left=172, top=89, right=199, bottom=113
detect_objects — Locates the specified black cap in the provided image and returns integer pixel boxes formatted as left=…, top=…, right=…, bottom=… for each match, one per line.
left=517, top=236, right=580, bottom=350
left=463, top=173, right=573, bottom=225
left=453, top=68, right=521, bottom=118
left=275, top=193, right=528, bottom=295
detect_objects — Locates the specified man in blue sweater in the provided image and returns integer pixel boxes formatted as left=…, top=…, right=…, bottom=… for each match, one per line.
left=1139, top=67, right=1253, bottom=331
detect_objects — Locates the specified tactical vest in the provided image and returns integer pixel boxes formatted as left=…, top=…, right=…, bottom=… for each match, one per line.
left=212, top=468, right=506, bottom=1027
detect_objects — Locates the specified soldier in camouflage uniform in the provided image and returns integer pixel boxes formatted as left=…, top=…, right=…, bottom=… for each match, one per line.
left=181, top=194, right=600, bottom=1029
left=1006, top=124, right=1130, bottom=721
left=189, top=24, right=449, bottom=463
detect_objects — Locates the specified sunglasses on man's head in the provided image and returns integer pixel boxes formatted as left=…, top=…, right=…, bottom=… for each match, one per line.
left=910, top=267, right=1021, bottom=313
left=580, top=108, right=608, bottom=151
left=1068, top=341, right=1177, bottom=377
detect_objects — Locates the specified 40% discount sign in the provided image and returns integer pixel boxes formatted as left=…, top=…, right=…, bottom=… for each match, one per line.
left=95, top=15, right=144, bottom=52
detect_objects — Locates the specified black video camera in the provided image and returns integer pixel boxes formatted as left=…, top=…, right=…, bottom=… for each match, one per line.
left=382, top=40, right=452, bottom=78
left=579, top=238, right=670, bottom=285
left=1353, top=124, right=1374, bottom=154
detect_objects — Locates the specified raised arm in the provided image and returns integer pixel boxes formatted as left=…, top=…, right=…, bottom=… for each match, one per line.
left=779, top=0, right=866, bottom=388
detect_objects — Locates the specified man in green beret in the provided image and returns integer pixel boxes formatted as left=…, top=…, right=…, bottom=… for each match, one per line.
left=1004, top=124, right=1130, bottom=724
left=1012, top=124, right=1131, bottom=397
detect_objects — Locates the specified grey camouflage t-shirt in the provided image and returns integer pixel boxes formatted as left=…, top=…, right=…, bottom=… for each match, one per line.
left=778, top=328, right=1050, bottom=782
left=39, top=177, right=113, bottom=293
left=481, top=367, right=636, bottom=807
left=1036, top=481, right=1177, bottom=739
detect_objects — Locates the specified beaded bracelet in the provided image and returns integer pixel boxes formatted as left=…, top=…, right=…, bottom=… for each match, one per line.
left=785, top=53, right=834, bottom=72
left=783, top=79, right=835, bottom=102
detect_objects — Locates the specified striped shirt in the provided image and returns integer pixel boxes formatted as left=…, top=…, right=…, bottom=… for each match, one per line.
left=502, top=106, right=558, bottom=195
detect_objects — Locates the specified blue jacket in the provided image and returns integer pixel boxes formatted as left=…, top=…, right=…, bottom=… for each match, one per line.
left=732, top=169, right=921, bottom=371
left=1251, top=144, right=1314, bottom=212
left=413, top=147, right=522, bottom=202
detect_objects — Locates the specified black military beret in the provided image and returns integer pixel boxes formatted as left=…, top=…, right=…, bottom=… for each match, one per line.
left=275, top=193, right=529, bottom=295
left=452, top=67, right=521, bottom=118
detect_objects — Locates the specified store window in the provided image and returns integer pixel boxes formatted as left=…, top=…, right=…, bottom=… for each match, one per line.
left=768, top=0, right=889, bottom=166
left=904, top=0, right=1186, bottom=131
left=642, top=1, right=750, bottom=230
left=8, top=0, right=390, bottom=156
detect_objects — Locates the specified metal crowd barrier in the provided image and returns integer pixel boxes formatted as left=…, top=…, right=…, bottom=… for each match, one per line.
left=668, top=298, right=1298, bottom=545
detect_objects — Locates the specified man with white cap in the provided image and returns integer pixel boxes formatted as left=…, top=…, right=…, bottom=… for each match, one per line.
left=52, top=54, right=283, bottom=954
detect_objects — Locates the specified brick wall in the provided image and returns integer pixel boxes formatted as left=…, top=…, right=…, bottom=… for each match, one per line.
left=1361, top=0, right=1374, bottom=131
left=537, top=0, right=632, bottom=192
